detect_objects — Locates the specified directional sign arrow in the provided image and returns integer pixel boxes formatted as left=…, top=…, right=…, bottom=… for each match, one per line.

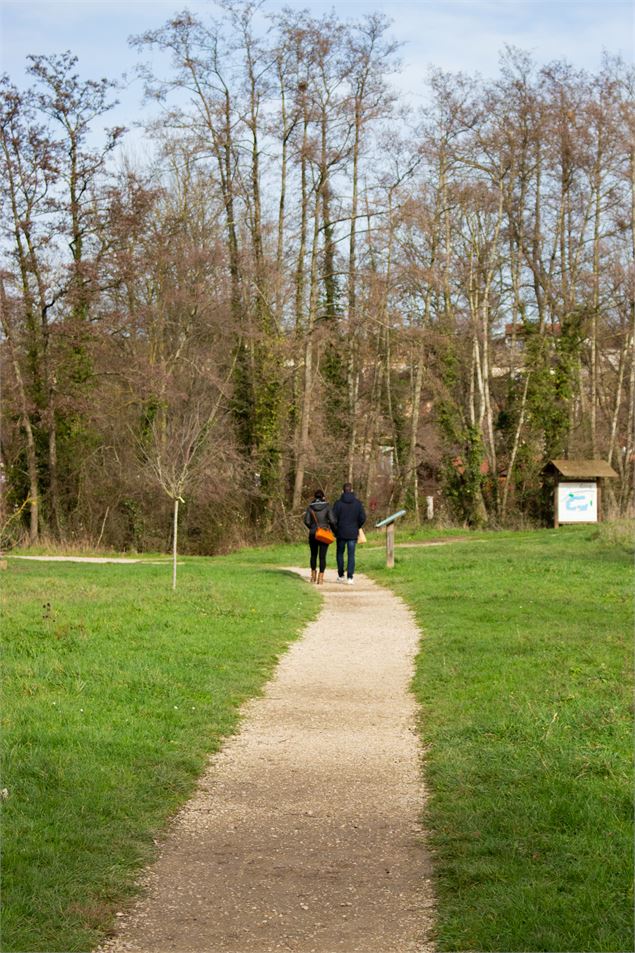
left=375, top=509, right=407, bottom=528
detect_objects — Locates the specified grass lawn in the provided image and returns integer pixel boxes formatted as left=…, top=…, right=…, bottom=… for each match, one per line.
left=363, top=525, right=634, bottom=952
left=0, top=556, right=319, bottom=952
left=2, top=527, right=632, bottom=952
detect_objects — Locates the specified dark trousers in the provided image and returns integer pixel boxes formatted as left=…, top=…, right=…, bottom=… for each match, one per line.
left=309, top=536, right=329, bottom=572
left=336, top=538, right=356, bottom=578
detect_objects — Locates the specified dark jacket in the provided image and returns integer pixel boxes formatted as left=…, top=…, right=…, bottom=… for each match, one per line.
left=332, top=491, right=366, bottom=541
left=303, top=499, right=335, bottom=537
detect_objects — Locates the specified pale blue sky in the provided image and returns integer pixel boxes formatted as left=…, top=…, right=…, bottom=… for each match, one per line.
left=1, top=0, right=632, bottom=140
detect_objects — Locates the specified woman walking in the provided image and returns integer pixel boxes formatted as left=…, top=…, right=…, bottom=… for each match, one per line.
left=303, top=489, right=336, bottom=584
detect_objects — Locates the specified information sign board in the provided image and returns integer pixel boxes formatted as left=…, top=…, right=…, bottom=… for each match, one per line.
left=557, top=482, right=597, bottom=523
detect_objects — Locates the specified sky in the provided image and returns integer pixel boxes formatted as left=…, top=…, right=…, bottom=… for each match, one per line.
left=1, top=0, right=633, bottom=144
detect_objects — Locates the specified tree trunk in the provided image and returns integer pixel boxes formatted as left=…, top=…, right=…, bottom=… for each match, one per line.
left=621, top=328, right=635, bottom=514
left=407, top=339, right=425, bottom=521
left=0, top=278, right=40, bottom=542
left=292, top=190, right=321, bottom=510
left=275, top=58, right=290, bottom=322
left=501, top=371, right=530, bottom=519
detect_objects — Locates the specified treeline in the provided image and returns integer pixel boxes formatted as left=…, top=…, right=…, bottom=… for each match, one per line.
left=1, top=3, right=633, bottom=552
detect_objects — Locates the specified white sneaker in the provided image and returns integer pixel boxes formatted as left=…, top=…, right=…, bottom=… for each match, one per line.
left=346, top=577, right=354, bottom=585
left=336, top=575, right=345, bottom=584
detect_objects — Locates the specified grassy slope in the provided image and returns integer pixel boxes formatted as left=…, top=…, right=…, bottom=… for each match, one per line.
left=363, top=526, right=634, bottom=952
left=1, top=557, right=319, bottom=952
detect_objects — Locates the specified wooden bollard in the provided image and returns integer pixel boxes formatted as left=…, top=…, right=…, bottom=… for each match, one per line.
left=375, top=509, right=406, bottom=568
left=386, top=523, right=395, bottom=568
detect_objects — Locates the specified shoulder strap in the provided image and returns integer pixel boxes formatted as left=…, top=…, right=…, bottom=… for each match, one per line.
left=309, top=507, right=317, bottom=524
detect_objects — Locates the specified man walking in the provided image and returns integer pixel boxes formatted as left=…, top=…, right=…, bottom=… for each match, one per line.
left=332, top=483, right=366, bottom=585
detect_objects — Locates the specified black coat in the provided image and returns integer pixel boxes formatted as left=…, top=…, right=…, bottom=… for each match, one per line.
left=332, top=492, right=366, bottom=540
left=303, top=499, right=335, bottom=537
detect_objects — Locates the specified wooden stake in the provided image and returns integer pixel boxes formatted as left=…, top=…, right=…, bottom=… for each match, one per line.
left=386, top=522, right=395, bottom=568
left=173, top=497, right=179, bottom=591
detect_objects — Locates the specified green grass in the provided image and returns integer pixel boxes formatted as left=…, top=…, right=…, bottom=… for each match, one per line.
left=363, top=525, right=634, bottom=952
left=3, top=528, right=633, bottom=952
left=1, top=556, right=319, bottom=952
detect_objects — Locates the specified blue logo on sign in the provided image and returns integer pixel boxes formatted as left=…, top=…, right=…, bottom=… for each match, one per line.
left=565, top=492, right=591, bottom=512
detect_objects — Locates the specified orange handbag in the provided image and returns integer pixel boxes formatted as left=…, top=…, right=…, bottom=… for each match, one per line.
left=310, top=508, right=335, bottom=544
left=315, top=526, right=335, bottom=544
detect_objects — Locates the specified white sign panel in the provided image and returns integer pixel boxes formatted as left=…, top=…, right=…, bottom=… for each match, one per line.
left=558, top=482, right=597, bottom=523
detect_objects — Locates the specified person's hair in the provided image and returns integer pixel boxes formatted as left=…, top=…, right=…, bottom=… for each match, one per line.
left=313, top=489, right=325, bottom=501
left=343, top=482, right=353, bottom=493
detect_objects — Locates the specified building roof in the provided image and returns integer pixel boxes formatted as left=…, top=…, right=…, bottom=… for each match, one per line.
left=547, top=458, right=618, bottom=479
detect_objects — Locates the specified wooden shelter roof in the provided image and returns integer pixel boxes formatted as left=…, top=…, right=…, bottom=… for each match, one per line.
left=547, top=458, right=618, bottom=479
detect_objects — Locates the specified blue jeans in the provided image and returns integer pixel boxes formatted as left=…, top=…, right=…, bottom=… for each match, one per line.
left=336, top=538, right=356, bottom=578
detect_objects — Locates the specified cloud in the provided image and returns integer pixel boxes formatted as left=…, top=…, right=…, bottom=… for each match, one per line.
left=373, top=0, right=632, bottom=96
left=1, top=0, right=630, bottom=133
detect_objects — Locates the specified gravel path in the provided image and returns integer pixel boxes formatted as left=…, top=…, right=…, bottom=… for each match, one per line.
left=98, top=568, right=435, bottom=953
left=9, top=555, right=175, bottom=564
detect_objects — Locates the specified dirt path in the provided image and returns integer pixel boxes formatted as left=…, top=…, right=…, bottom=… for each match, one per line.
left=9, top=555, right=176, bottom=564
left=98, top=568, right=435, bottom=953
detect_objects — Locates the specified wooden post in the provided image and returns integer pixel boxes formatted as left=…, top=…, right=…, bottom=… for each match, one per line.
left=554, top=484, right=559, bottom=529
left=172, top=497, right=179, bottom=591
left=386, top=522, right=395, bottom=568
left=375, top=509, right=406, bottom=566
